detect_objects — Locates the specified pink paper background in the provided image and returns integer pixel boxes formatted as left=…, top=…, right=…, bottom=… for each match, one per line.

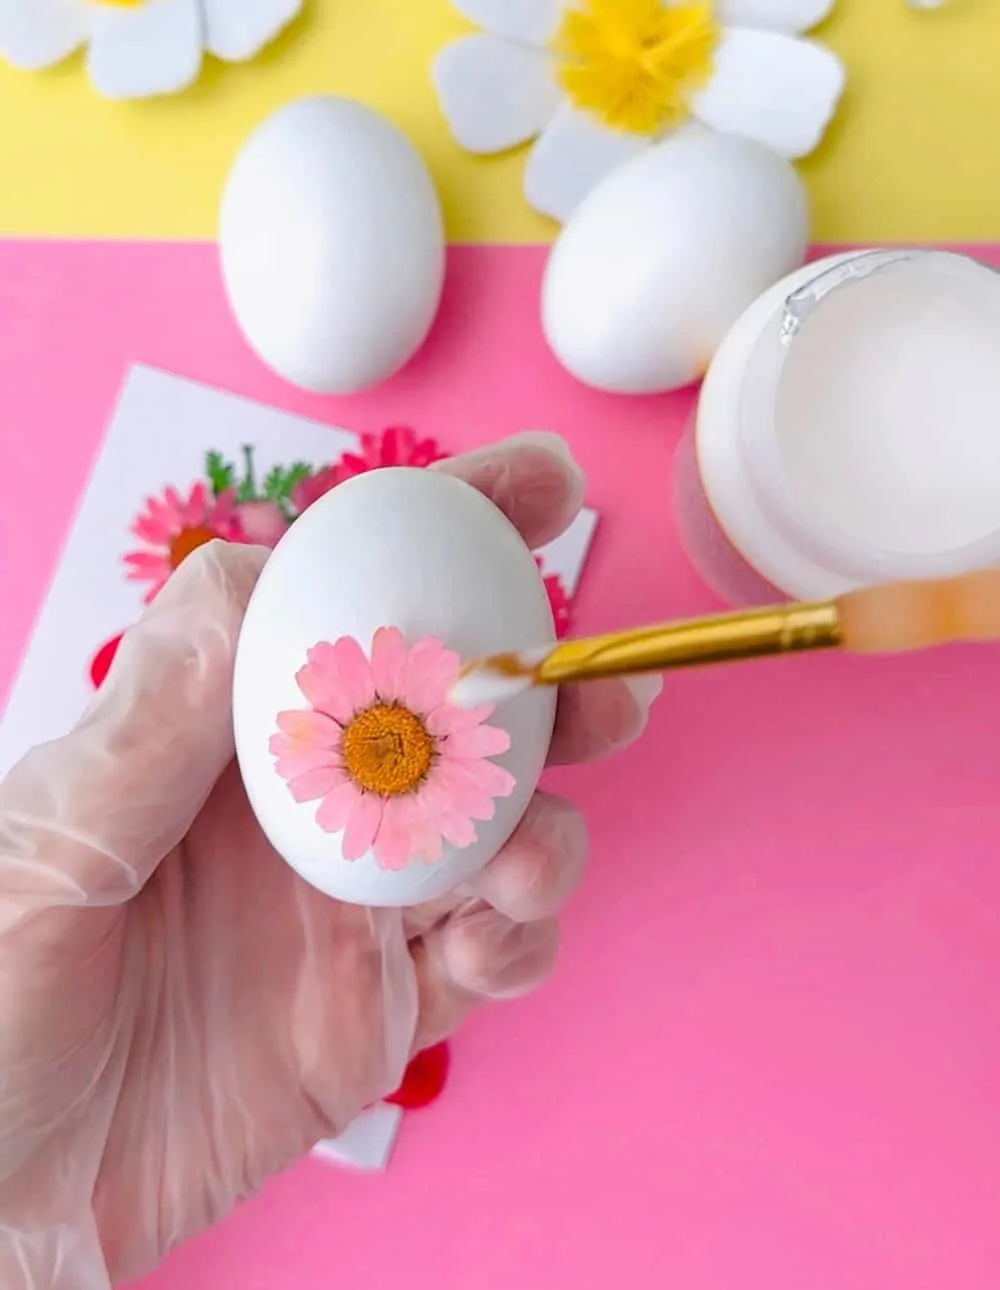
left=2, top=242, right=1000, bottom=1290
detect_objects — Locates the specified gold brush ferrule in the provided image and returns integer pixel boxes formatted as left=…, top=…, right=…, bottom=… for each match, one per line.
left=535, top=601, right=843, bottom=685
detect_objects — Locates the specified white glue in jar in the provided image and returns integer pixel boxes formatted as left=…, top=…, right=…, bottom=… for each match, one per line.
left=676, top=249, right=1000, bottom=604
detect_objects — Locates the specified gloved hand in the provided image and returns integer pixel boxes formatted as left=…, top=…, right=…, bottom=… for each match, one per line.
left=0, top=435, right=659, bottom=1289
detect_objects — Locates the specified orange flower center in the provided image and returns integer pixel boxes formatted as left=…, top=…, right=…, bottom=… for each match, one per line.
left=342, top=703, right=434, bottom=797
left=169, top=525, right=217, bottom=569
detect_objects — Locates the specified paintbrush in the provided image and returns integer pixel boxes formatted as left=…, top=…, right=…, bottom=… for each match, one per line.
left=451, top=567, right=1000, bottom=708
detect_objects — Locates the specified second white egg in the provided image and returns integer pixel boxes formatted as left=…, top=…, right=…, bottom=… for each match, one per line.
left=220, top=96, right=446, bottom=395
left=541, top=124, right=809, bottom=395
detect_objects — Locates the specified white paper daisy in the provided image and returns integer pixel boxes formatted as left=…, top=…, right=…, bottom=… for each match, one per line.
left=433, top=0, right=845, bottom=222
left=0, top=0, right=302, bottom=100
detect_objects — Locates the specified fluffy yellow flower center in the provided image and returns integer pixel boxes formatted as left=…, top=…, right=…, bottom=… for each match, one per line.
left=342, top=703, right=435, bottom=797
left=92, top=0, right=143, bottom=6
left=553, top=0, right=719, bottom=136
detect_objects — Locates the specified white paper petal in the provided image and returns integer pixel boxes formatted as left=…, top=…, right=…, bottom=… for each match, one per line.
left=433, top=34, right=560, bottom=155
left=523, top=104, right=651, bottom=223
left=452, top=0, right=564, bottom=46
left=203, top=0, right=301, bottom=62
left=692, top=28, right=845, bottom=159
left=88, top=0, right=202, bottom=99
left=713, top=0, right=835, bottom=34
left=0, top=0, right=91, bottom=70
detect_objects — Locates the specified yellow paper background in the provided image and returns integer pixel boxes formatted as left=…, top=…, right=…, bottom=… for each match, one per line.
left=0, top=0, right=997, bottom=243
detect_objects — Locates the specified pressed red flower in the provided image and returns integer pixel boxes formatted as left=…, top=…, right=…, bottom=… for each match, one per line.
left=536, top=559, right=573, bottom=639
left=90, top=633, right=124, bottom=689
left=291, top=427, right=449, bottom=515
left=386, top=1043, right=451, bottom=1109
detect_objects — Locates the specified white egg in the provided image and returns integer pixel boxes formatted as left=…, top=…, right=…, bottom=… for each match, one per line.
left=541, top=124, right=809, bottom=395
left=233, top=468, right=557, bottom=908
left=220, top=97, right=445, bottom=395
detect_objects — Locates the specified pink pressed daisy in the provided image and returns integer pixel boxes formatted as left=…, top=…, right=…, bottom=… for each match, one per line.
left=270, top=629, right=515, bottom=871
left=291, top=427, right=449, bottom=515
left=124, top=483, right=244, bottom=602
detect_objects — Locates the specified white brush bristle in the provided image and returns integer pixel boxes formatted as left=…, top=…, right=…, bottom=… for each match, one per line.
left=449, top=647, right=552, bottom=710
left=449, top=671, right=534, bottom=710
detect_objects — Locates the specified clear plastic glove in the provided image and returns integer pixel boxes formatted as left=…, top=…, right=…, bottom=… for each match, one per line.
left=0, top=436, right=659, bottom=1289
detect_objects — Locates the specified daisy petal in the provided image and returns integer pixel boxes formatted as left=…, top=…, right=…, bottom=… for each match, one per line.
left=332, top=636, right=377, bottom=711
left=440, top=812, right=478, bottom=850
left=145, top=493, right=171, bottom=520
left=419, top=777, right=483, bottom=849
left=0, top=0, right=91, bottom=70
left=342, top=794, right=383, bottom=861
left=202, top=0, right=301, bottom=61
left=297, top=655, right=355, bottom=725
left=184, top=482, right=208, bottom=527
left=444, top=724, right=511, bottom=759
left=288, top=766, right=349, bottom=804
left=402, top=640, right=461, bottom=714
left=451, top=756, right=517, bottom=800
left=426, top=702, right=497, bottom=736
left=524, top=104, right=651, bottom=223
left=691, top=28, right=845, bottom=159
left=269, top=732, right=296, bottom=758
left=123, top=552, right=170, bottom=574
left=403, top=791, right=448, bottom=862
left=433, top=34, right=561, bottom=155
left=315, top=781, right=364, bottom=834
left=431, top=761, right=497, bottom=822
left=374, top=798, right=417, bottom=871
left=273, top=744, right=343, bottom=780
left=88, top=0, right=202, bottom=101
left=276, top=709, right=342, bottom=747
left=452, top=0, right=562, bottom=45
left=412, top=815, right=445, bottom=864
left=714, top=0, right=834, bottom=34
left=371, top=626, right=408, bottom=702
left=130, top=513, right=173, bottom=545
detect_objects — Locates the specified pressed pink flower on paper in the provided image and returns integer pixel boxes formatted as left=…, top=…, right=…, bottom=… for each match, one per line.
left=337, top=425, right=447, bottom=478
left=124, top=483, right=244, bottom=602
left=536, top=558, right=572, bottom=639
left=290, top=464, right=340, bottom=515
left=235, top=500, right=289, bottom=547
left=291, top=427, right=449, bottom=514
left=270, top=629, right=515, bottom=871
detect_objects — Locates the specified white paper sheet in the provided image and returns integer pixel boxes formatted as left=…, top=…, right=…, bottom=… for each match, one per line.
left=311, top=1103, right=404, bottom=1174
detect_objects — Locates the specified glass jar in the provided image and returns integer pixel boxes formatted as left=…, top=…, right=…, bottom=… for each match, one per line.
left=675, top=249, right=1000, bottom=604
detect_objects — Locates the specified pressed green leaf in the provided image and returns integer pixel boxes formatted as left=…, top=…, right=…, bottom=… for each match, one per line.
left=205, top=450, right=236, bottom=497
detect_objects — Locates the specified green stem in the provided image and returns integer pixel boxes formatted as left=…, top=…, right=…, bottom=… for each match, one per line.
left=241, top=444, right=257, bottom=500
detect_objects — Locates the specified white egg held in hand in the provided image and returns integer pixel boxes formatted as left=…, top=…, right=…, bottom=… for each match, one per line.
left=233, top=468, right=558, bottom=908
left=541, top=124, right=809, bottom=395
left=220, top=97, right=446, bottom=395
